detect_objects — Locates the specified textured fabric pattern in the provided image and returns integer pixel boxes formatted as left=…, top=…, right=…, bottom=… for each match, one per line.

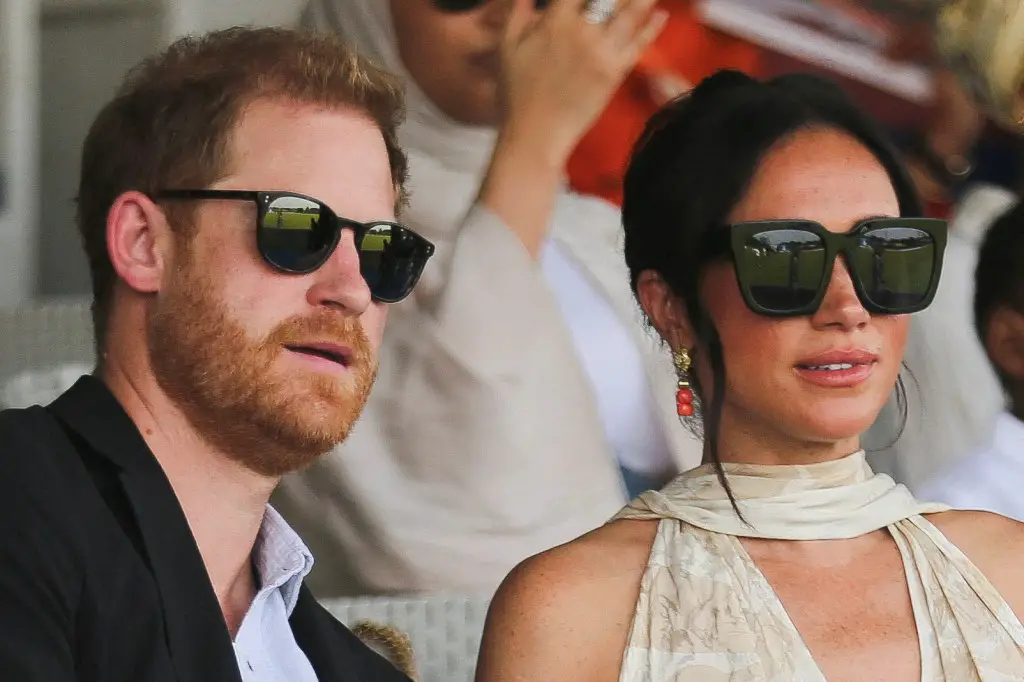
left=614, top=452, right=1024, bottom=681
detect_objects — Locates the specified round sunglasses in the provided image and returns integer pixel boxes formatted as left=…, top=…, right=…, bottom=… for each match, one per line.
left=157, top=189, right=435, bottom=303
left=702, top=217, right=948, bottom=317
left=433, top=0, right=549, bottom=11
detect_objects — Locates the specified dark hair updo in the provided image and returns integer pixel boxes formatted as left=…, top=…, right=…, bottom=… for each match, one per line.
left=622, top=70, right=921, bottom=504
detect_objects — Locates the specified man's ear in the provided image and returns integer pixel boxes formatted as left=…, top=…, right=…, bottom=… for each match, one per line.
left=635, top=269, right=696, bottom=352
left=986, top=306, right=1024, bottom=381
left=106, top=191, right=171, bottom=295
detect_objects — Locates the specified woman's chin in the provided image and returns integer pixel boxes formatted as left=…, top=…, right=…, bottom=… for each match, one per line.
left=792, top=411, right=878, bottom=447
left=760, top=393, right=880, bottom=445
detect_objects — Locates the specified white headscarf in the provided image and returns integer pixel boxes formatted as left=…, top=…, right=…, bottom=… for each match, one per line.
left=301, top=0, right=502, bottom=241
left=301, top=0, right=697, bottom=475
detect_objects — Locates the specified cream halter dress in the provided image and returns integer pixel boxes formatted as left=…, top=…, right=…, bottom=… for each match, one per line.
left=614, top=451, right=1024, bottom=681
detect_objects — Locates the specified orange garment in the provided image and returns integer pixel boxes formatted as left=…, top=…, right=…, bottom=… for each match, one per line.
left=568, top=1, right=765, bottom=205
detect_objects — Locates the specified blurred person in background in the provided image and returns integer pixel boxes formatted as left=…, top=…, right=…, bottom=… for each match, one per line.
left=275, top=0, right=702, bottom=597
left=864, top=19, right=1015, bottom=490
left=920, top=203, right=1024, bottom=518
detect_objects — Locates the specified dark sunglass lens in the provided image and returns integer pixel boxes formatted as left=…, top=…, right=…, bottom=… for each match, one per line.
left=738, top=229, right=827, bottom=312
left=850, top=227, right=935, bottom=312
left=432, top=0, right=485, bottom=10
left=258, top=196, right=333, bottom=272
left=358, top=224, right=425, bottom=302
left=433, top=0, right=545, bottom=11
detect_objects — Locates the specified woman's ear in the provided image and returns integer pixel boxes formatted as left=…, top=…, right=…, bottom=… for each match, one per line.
left=636, top=269, right=696, bottom=352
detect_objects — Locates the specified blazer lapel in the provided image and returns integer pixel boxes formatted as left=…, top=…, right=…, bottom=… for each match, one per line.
left=50, top=377, right=241, bottom=682
left=290, top=587, right=363, bottom=682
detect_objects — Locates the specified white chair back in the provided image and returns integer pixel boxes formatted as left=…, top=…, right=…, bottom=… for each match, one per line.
left=323, top=593, right=491, bottom=682
left=0, top=297, right=94, bottom=407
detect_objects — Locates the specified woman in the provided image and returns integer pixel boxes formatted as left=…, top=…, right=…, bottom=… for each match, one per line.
left=475, top=71, right=1024, bottom=681
left=274, top=0, right=702, bottom=596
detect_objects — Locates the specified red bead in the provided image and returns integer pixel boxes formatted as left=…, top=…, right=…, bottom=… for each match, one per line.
left=677, top=402, right=694, bottom=417
left=676, top=387, right=694, bottom=404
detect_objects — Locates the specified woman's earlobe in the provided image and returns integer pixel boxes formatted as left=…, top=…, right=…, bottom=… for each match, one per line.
left=636, top=269, right=697, bottom=351
left=636, top=270, right=671, bottom=326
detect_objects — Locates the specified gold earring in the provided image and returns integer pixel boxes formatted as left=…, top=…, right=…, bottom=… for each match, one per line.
left=673, top=348, right=694, bottom=417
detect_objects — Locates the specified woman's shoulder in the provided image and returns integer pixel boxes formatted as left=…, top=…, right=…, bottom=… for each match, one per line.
left=925, top=509, right=1024, bottom=615
left=500, top=516, right=659, bottom=594
left=475, top=519, right=658, bottom=682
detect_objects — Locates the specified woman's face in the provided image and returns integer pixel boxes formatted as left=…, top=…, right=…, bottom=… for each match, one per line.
left=699, top=127, right=907, bottom=451
left=389, top=0, right=513, bottom=126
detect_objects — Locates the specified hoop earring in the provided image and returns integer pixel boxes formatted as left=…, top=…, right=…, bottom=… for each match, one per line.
left=674, top=347, right=695, bottom=417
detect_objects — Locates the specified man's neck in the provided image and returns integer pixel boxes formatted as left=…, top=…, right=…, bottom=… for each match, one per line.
left=98, top=356, right=275, bottom=636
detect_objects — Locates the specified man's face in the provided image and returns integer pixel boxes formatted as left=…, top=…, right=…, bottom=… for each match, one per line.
left=148, top=99, right=395, bottom=477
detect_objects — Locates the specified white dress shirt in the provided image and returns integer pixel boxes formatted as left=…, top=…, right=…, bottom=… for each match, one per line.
left=919, top=412, right=1024, bottom=520
left=233, top=506, right=318, bottom=682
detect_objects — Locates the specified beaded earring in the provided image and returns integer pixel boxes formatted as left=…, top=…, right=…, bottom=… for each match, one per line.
left=673, top=347, right=695, bottom=417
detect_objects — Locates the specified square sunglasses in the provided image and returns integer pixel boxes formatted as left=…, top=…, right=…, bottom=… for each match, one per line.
left=701, top=217, right=948, bottom=317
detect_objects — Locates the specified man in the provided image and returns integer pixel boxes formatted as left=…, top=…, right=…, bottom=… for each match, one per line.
left=0, top=27, right=434, bottom=681
left=920, top=202, right=1024, bottom=517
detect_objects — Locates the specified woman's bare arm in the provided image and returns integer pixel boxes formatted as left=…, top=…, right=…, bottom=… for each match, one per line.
left=475, top=520, right=657, bottom=682
left=928, top=510, right=1024, bottom=620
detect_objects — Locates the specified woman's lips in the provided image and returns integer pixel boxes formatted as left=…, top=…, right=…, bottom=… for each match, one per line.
left=794, top=349, right=880, bottom=388
left=468, top=51, right=501, bottom=77
left=794, top=361, right=876, bottom=388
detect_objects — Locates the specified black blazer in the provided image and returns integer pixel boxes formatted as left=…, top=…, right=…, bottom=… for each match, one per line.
left=0, top=376, right=410, bottom=682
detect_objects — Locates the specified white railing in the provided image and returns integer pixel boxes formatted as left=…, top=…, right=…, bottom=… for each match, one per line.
left=0, top=0, right=40, bottom=306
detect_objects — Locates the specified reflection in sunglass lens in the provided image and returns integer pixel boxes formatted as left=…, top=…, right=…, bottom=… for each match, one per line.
left=358, top=224, right=425, bottom=303
left=259, top=196, right=334, bottom=272
left=737, top=229, right=827, bottom=312
left=257, top=194, right=432, bottom=302
left=850, top=226, right=935, bottom=312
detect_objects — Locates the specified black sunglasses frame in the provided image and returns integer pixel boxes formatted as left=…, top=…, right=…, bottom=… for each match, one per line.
left=703, top=217, right=948, bottom=317
left=156, top=189, right=435, bottom=303
left=432, top=0, right=549, bottom=11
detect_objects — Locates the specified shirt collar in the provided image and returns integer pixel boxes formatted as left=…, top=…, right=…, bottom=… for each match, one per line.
left=252, top=506, right=315, bottom=616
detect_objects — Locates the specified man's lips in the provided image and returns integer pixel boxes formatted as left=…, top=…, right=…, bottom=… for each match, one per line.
left=284, top=343, right=353, bottom=367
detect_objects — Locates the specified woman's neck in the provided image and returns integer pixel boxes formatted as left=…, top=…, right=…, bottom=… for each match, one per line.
left=702, top=405, right=863, bottom=467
